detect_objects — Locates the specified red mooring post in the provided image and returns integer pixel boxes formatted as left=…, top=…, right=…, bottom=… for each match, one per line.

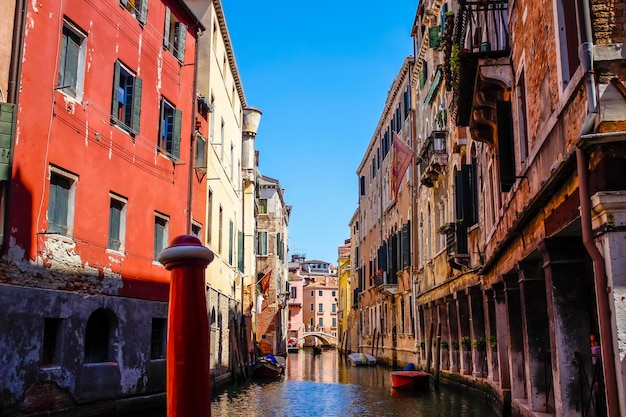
left=158, top=235, right=214, bottom=417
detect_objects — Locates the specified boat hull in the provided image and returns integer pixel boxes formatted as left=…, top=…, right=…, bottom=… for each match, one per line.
left=347, top=352, right=376, bottom=366
left=252, top=359, right=284, bottom=378
left=389, top=371, right=430, bottom=390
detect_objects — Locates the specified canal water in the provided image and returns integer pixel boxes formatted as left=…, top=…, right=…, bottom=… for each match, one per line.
left=211, top=348, right=500, bottom=417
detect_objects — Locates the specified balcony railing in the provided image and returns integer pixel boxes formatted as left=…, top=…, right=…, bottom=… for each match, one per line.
left=450, top=0, right=510, bottom=126
left=419, top=130, right=448, bottom=187
left=456, top=0, right=509, bottom=55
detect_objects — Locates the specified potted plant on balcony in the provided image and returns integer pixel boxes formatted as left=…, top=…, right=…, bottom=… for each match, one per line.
left=437, top=219, right=463, bottom=234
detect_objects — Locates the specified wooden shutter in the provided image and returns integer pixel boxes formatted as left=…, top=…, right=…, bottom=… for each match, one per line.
left=237, top=231, right=243, bottom=272
left=130, top=76, right=142, bottom=134
left=429, top=26, right=441, bottom=49
left=108, top=200, right=121, bottom=250
left=137, top=0, right=148, bottom=25
left=401, top=221, right=410, bottom=268
left=172, top=109, right=182, bottom=159
left=496, top=100, right=516, bottom=192
left=175, top=23, right=187, bottom=61
left=163, top=7, right=171, bottom=49
left=0, top=103, right=15, bottom=180
left=111, top=61, right=120, bottom=120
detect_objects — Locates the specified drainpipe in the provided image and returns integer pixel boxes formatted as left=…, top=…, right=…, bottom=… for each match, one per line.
left=3, top=0, right=27, bottom=253
left=576, top=1, right=620, bottom=415
left=186, top=29, right=202, bottom=234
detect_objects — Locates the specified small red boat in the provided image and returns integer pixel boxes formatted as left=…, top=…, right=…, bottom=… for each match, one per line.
left=389, top=370, right=430, bottom=390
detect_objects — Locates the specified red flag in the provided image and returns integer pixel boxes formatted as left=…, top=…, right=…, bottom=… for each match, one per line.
left=259, top=270, right=272, bottom=295
left=390, top=132, right=415, bottom=200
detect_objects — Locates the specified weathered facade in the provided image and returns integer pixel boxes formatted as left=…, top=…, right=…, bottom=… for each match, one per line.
left=255, top=174, right=290, bottom=356
left=187, top=0, right=260, bottom=384
left=355, top=56, right=417, bottom=368
left=0, top=0, right=203, bottom=414
left=353, top=0, right=626, bottom=416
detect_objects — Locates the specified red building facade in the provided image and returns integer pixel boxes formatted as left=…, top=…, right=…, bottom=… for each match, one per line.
left=0, top=0, right=205, bottom=413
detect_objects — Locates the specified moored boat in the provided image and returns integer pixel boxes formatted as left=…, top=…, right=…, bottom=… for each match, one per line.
left=389, top=370, right=430, bottom=390
left=252, top=355, right=285, bottom=378
left=347, top=352, right=376, bottom=366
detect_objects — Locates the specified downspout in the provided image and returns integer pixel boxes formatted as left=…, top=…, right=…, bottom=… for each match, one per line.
left=576, top=1, right=620, bottom=415
left=186, top=28, right=202, bottom=234
left=3, top=0, right=28, bottom=253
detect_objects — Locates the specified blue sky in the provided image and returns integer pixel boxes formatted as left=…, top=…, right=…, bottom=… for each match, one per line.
left=223, top=1, right=417, bottom=264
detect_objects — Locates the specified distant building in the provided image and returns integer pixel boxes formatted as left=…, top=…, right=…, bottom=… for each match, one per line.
left=255, top=174, right=291, bottom=356
left=336, top=239, right=351, bottom=352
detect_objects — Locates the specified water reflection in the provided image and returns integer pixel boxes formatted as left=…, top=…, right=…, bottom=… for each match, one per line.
left=212, top=349, right=499, bottom=417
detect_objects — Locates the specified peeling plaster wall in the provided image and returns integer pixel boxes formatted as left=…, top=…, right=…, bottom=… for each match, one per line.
left=0, top=284, right=167, bottom=411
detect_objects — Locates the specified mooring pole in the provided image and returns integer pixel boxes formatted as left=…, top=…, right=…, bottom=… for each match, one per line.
left=158, top=235, right=214, bottom=417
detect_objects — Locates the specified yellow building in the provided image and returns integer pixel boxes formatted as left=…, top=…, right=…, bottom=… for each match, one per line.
left=336, top=239, right=351, bottom=352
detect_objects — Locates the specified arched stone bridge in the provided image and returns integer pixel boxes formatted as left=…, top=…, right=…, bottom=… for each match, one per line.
left=301, top=331, right=337, bottom=347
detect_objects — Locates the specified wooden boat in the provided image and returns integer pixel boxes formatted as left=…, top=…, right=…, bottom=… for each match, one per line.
left=312, top=345, right=323, bottom=355
left=252, top=355, right=285, bottom=378
left=389, top=370, right=430, bottom=390
left=347, top=352, right=376, bottom=366
left=287, top=343, right=300, bottom=353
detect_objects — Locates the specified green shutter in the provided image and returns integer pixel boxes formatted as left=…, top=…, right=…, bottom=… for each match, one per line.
left=112, top=61, right=120, bottom=121
left=137, top=0, right=148, bottom=25
left=172, top=109, right=182, bottom=159
left=237, top=231, right=244, bottom=272
left=131, top=76, right=142, bottom=134
left=175, top=23, right=187, bottom=61
left=163, top=7, right=171, bottom=49
left=58, top=32, right=68, bottom=86
left=429, top=26, right=441, bottom=49
left=0, top=103, right=15, bottom=180
left=120, top=0, right=128, bottom=6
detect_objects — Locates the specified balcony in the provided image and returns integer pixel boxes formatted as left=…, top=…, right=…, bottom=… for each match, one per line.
left=449, top=0, right=512, bottom=143
left=419, top=130, right=448, bottom=187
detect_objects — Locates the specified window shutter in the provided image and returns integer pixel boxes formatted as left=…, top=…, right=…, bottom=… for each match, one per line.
left=111, top=61, right=120, bottom=120
left=429, top=26, right=441, bottom=49
left=175, top=23, right=187, bottom=61
left=0, top=103, right=15, bottom=180
left=58, top=33, right=68, bottom=86
left=163, top=7, right=171, bottom=49
left=137, top=0, right=148, bottom=25
left=401, top=221, right=410, bottom=268
left=172, top=109, right=182, bottom=158
left=496, top=100, right=516, bottom=192
left=65, top=35, right=79, bottom=89
left=237, top=231, right=244, bottom=272
left=131, top=76, right=142, bottom=134
left=120, top=0, right=128, bottom=6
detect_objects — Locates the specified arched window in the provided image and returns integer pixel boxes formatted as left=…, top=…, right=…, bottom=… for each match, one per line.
left=84, top=308, right=117, bottom=363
